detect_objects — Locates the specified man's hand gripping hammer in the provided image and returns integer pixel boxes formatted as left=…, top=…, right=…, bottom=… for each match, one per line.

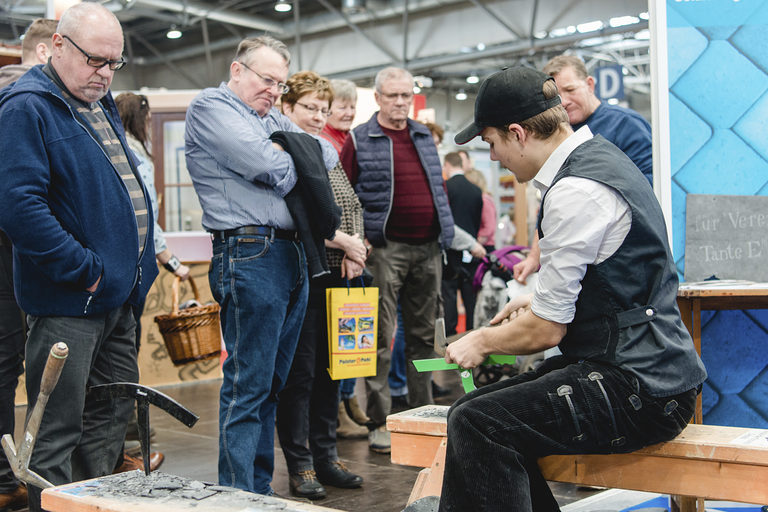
left=1, top=342, right=68, bottom=489
left=411, top=319, right=515, bottom=393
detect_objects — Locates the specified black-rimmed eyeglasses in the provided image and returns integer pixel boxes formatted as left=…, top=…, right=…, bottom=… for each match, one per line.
left=238, top=61, right=290, bottom=95
left=62, top=35, right=127, bottom=71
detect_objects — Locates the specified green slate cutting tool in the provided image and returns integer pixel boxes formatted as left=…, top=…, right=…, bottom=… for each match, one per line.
left=412, top=354, right=517, bottom=393
left=414, top=318, right=516, bottom=393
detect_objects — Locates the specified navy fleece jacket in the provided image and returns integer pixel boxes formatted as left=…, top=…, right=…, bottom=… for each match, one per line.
left=0, top=66, right=158, bottom=316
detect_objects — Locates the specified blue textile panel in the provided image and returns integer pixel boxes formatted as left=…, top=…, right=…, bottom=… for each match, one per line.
left=667, top=0, right=768, bottom=428
left=621, top=495, right=762, bottom=512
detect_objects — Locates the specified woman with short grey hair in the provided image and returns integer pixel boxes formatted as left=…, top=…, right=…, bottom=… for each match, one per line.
left=320, top=79, right=357, bottom=154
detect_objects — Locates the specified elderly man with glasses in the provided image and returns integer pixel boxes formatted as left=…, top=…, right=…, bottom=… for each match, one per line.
left=340, top=67, right=455, bottom=454
left=185, top=36, right=338, bottom=496
left=0, top=4, right=158, bottom=511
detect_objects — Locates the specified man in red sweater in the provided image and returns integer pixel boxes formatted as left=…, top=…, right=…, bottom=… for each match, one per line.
left=341, top=67, right=454, bottom=454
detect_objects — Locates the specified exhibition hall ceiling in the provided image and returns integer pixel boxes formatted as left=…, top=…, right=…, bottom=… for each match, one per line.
left=0, top=0, right=652, bottom=92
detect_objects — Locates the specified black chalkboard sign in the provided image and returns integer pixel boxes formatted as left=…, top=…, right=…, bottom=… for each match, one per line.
left=685, top=194, right=768, bottom=282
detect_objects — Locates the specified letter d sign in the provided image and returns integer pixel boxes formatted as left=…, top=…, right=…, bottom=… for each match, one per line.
left=596, top=65, right=624, bottom=101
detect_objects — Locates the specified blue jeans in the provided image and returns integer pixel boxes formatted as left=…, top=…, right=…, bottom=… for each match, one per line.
left=339, top=378, right=356, bottom=399
left=439, top=355, right=697, bottom=512
left=388, top=300, right=407, bottom=395
left=210, top=234, right=308, bottom=494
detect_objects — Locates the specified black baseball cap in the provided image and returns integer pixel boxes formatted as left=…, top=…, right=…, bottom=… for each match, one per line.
left=454, top=66, right=562, bottom=145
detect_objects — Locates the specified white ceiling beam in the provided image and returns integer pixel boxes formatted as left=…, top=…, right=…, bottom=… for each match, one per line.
left=130, top=0, right=283, bottom=33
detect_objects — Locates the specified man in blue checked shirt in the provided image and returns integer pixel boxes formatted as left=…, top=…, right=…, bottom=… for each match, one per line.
left=184, top=35, right=338, bottom=496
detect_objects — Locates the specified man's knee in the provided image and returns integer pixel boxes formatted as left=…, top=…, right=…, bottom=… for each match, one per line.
left=447, top=400, right=479, bottom=435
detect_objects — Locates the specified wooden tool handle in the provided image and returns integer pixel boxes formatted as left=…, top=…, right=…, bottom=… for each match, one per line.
left=39, top=342, right=68, bottom=397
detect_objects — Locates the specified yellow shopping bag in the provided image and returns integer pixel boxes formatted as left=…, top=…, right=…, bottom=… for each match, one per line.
left=326, top=282, right=378, bottom=380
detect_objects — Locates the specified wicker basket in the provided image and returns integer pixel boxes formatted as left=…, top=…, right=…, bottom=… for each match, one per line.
left=154, top=275, right=222, bottom=366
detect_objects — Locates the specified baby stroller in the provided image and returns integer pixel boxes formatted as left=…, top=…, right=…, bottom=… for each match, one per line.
left=471, top=246, right=544, bottom=386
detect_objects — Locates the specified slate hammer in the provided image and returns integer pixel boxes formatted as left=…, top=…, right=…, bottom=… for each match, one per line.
left=1, top=342, right=68, bottom=489
left=421, top=319, right=515, bottom=392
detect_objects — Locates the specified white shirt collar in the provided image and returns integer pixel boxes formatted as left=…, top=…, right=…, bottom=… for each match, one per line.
left=532, top=125, right=593, bottom=194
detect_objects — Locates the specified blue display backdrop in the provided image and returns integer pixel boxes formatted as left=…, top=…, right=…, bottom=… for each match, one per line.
left=667, top=0, right=768, bottom=427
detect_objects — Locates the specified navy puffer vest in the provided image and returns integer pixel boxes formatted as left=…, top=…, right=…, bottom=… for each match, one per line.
left=350, top=113, right=454, bottom=249
left=539, top=135, right=706, bottom=397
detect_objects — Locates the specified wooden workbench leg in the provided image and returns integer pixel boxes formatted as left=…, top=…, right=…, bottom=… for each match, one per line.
left=671, top=494, right=698, bottom=512
left=677, top=297, right=703, bottom=424
left=407, top=437, right=447, bottom=504
left=692, top=299, right=702, bottom=424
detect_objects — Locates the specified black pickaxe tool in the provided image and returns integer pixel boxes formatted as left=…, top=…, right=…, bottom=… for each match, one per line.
left=2, top=342, right=68, bottom=489
left=88, top=382, right=199, bottom=475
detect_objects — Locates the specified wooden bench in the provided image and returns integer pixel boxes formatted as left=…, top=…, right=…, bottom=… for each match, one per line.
left=387, top=405, right=768, bottom=511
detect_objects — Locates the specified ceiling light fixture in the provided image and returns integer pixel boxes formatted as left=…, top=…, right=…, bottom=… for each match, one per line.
left=166, top=25, right=182, bottom=39
left=609, top=15, right=640, bottom=27
left=455, top=90, right=467, bottom=101
left=341, top=0, right=366, bottom=14
left=466, top=74, right=479, bottom=84
left=274, top=0, right=292, bottom=12
left=576, top=20, right=604, bottom=33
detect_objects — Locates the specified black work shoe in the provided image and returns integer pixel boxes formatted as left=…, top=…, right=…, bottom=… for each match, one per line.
left=288, top=470, right=326, bottom=500
left=316, top=459, right=363, bottom=488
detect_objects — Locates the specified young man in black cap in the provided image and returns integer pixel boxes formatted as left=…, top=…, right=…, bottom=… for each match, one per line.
left=415, top=67, right=706, bottom=512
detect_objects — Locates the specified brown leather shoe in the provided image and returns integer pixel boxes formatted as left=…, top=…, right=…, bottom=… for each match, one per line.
left=0, top=484, right=27, bottom=510
left=113, top=451, right=165, bottom=473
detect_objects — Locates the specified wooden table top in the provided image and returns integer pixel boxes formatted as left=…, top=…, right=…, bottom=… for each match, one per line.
left=678, top=280, right=768, bottom=297
left=678, top=281, right=768, bottom=306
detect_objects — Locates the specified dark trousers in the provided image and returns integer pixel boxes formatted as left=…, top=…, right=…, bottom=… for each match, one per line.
left=365, top=240, right=443, bottom=425
left=25, top=305, right=139, bottom=512
left=439, top=355, right=697, bottom=512
left=276, top=272, right=343, bottom=473
left=442, top=257, right=480, bottom=335
left=0, top=243, right=24, bottom=493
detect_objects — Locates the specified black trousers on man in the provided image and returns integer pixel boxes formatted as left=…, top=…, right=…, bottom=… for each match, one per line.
left=441, top=251, right=480, bottom=335
left=439, top=355, right=697, bottom=512
left=25, top=305, right=138, bottom=512
left=0, top=239, right=24, bottom=494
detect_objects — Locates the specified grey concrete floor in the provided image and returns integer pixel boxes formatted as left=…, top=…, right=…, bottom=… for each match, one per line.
left=13, top=370, right=598, bottom=512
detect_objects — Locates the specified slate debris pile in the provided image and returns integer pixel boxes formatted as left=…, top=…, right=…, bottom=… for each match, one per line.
left=406, top=406, right=448, bottom=419
left=67, top=471, right=309, bottom=511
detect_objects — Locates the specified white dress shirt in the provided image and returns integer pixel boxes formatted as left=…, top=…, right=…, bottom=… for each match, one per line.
left=530, top=127, right=632, bottom=324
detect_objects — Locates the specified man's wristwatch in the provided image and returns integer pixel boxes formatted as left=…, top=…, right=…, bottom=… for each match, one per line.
left=163, top=255, right=181, bottom=273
